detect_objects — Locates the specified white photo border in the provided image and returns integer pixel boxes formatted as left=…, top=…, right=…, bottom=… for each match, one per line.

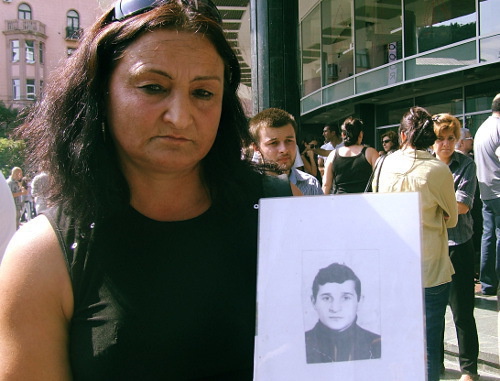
left=254, top=192, right=426, bottom=381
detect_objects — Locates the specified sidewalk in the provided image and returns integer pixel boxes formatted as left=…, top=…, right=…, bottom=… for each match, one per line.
left=442, top=291, right=499, bottom=380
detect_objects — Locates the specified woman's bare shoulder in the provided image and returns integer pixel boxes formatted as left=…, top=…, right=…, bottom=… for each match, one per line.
left=2, top=215, right=62, bottom=265
left=0, top=215, right=73, bottom=318
left=0, top=215, right=73, bottom=379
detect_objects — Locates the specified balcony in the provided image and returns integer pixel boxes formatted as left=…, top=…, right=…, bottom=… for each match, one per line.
left=65, top=27, right=83, bottom=40
left=4, top=19, right=46, bottom=36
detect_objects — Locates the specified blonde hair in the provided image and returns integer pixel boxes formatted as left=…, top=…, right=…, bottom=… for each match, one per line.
left=432, top=113, right=461, bottom=140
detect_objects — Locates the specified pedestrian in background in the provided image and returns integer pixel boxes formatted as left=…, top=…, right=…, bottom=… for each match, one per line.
left=433, top=113, right=479, bottom=381
left=322, top=117, right=379, bottom=194
left=5, top=167, right=27, bottom=229
left=31, top=171, right=51, bottom=215
left=380, top=130, right=399, bottom=155
left=474, top=93, right=500, bottom=297
left=374, top=106, right=458, bottom=381
left=0, top=171, right=16, bottom=263
left=456, top=127, right=474, bottom=157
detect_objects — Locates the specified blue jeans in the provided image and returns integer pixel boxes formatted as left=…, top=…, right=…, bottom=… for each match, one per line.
left=425, top=282, right=450, bottom=381
left=480, top=198, right=500, bottom=295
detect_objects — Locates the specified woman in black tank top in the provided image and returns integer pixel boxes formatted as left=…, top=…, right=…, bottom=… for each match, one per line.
left=322, top=117, right=380, bottom=194
left=0, top=2, right=292, bottom=380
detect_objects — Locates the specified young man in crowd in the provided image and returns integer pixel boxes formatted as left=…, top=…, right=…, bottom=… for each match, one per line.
left=249, top=108, right=323, bottom=196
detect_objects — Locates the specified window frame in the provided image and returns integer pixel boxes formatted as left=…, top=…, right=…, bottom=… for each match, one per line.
left=25, top=40, right=35, bottom=64
left=12, top=79, right=21, bottom=100
left=26, top=79, right=36, bottom=100
left=11, top=40, right=20, bottom=63
left=38, top=41, right=44, bottom=64
left=67, top=10, right=80, bottom=29
left=18, top=3, right=32, bottom=20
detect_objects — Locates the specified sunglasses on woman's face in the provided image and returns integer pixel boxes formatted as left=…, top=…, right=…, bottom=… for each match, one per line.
left=382, top=139, right=391, bottom=144
left=111, top=0, right=222, bottom=23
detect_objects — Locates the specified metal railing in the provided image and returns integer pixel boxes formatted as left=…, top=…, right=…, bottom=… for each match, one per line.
left=65, top=27, right=83, bottom=40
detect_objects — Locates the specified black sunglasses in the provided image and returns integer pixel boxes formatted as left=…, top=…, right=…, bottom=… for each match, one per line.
left=382, top=139, right=391, bottom=144
left=111, top=0, right=222, bottom=24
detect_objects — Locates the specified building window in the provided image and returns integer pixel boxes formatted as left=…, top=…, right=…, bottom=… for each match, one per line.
left=480, top=0, right=500, bottom=36
left=354, top=0, right=402, bottom=75
left=404, top=0, right=476, bottom=56
left=12, top=79, right=21, bottom=100
left=67, top=47, right=76, bottom=56
left=18, top=3, right=32, bottom=20
left=25, top=40, right=35, bottom=63
left=39, top=42, right=44, bottom=64
left=11, top=40, right=20, bottom=62
left=26, top=79, right=36, bottom=100
left=321, top=0, right=353, bottom=86
left=301, top=4, right=321, bottom=96
left=66, top=10, right=81, bottom=39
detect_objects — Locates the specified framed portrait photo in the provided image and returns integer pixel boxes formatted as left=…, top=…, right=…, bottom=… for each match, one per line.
left=254, top=192, right=426, bottom=381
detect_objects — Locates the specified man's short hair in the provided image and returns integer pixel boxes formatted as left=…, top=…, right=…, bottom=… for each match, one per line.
left=492, top=93, right=500, bottom=112
left=459, top=127, right=470, bottom=140
left=456, top=127, right=470, bottom=148
left=249, top=108, right=297, bottom=143
left=311, top=263, right=361, bottom=302
left=325, top=123, right=340, bottom=136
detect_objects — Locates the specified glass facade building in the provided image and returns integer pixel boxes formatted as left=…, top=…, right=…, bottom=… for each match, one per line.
left=299, top=0, right=500, bottom=150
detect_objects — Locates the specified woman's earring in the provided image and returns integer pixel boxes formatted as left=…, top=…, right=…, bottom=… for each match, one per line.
left=101, top=122, right=106, bottom=143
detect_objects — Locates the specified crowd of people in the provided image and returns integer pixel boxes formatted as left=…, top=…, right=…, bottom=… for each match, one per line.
left=0, top=0, right=498, bottom=380
left=248, top=101, right=499, bottom=381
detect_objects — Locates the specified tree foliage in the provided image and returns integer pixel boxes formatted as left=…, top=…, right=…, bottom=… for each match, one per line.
left=0, top=102, right=20, bottom=139
left=0, top=102, right=29, bottom=177
left=0, top=138, right=26, bottom=178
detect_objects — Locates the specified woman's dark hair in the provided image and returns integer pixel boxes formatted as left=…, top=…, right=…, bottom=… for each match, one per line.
left=381, top=130, right=399, bottom=150
left=399, top=107, right=437, bottom=150
left=341, top=117, right=364, bottom=147
left=303, top=134, right=319, bottom=145
left=18, top=1, right=253, bottom=224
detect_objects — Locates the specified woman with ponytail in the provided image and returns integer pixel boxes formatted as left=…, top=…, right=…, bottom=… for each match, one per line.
left=322, top=117, right=379, bottom=194
left=374, top=106, right=458, bottom=381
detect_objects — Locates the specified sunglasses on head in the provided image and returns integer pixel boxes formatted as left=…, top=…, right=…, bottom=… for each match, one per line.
left=111, top=0, right=222, bottom=24
left=382, top=139, right=391, bottom=144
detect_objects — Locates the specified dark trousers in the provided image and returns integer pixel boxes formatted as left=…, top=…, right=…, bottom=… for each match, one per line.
left=441, top=239, right=479, bottom=375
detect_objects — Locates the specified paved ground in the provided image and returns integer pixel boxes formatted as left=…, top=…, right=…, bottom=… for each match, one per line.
left=442, top=288, right=499, bottom=380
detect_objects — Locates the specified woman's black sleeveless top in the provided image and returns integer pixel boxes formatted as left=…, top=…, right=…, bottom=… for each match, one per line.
left=332, top=146, right=373, bottom=193
left=46, top=190, right=266, bottom=380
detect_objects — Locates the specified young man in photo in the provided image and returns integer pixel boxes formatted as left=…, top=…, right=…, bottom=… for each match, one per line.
left=305, top=262, right=381, bottom=363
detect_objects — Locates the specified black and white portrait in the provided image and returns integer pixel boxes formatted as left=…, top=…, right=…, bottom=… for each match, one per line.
left=304, top=260, right=381, bottom=364
left=255, top=194, right=426, bottom=381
